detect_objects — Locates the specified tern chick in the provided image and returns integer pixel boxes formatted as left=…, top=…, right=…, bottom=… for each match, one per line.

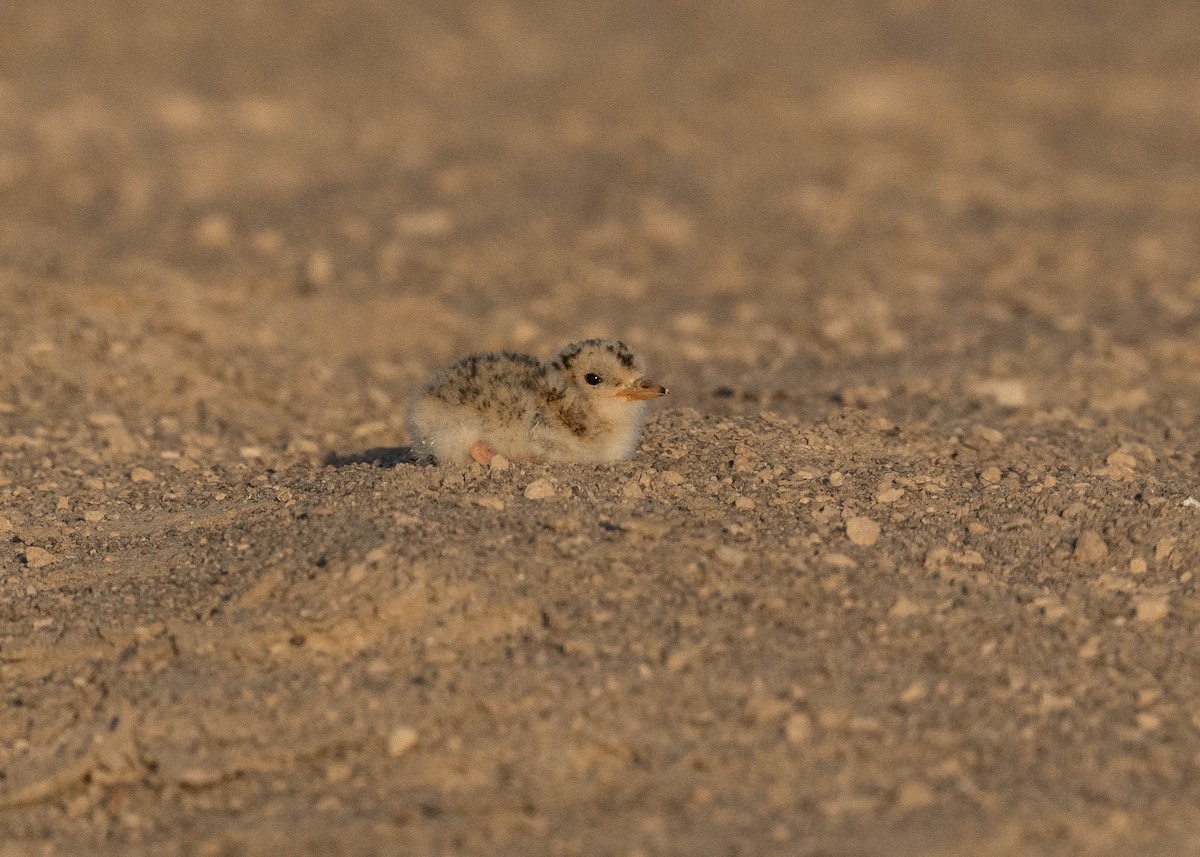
left=407, top=339, right=667, bottom=465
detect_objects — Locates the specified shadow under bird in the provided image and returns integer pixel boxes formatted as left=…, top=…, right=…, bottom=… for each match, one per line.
left=407, top=339, right=667, bottom=465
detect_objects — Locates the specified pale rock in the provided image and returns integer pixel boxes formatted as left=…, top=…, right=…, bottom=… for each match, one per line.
left=523, top=479, right=556, bottom=500
left=965, top=424, right=1006, bottom=448
left=1078, top=636, right=1101, bottom=660
left=784, top=712, right=813, bottom=744
left=894, top=780, right=936, bottom=811
left=1135, top=712, right=1162, bottom=731
left=305, top=249, right=334, bottom=288
left=1073, top=531, right=1108, bottom=563
left=89, top=413, right=137, bottom=457
left=194, top=213, right=234, bottom=248
left=1106, top=450, right=1138, bottom=470
left=973, top=379, right=1027, bottom=407
left=387, top=727, right=419, bottom=757
left=890, top=597, right=922, bottom=618
left=715, top=546, right=748, bottom=568
left=23, top=546, right=57, bottom=568
left=845, top=516, right=880, bottom=546
left=1134, top=595, right=1169, bottom=623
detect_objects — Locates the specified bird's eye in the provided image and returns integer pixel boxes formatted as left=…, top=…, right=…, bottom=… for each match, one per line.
left=584, top=373, right=602, bottom=386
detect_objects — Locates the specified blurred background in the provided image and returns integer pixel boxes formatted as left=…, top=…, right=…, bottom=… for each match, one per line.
left=1, top=0, right=1198, bottom=451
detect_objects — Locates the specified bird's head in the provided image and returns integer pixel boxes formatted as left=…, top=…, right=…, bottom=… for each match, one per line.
left=550, top=339, right=667, bottom=406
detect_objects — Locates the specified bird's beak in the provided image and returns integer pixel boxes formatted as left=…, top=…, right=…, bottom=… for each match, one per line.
left=614, top=378, right=668, bottom=401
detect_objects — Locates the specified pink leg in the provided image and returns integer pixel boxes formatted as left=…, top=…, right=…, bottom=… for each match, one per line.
left=469, top=441, right=496, bottom=466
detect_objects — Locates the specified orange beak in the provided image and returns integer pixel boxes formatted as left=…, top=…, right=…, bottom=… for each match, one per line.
left=614, top=379, right=668, bottom=401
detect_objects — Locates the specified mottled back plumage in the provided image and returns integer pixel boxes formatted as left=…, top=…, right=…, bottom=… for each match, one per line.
left=407, top=339, right=666, bottom=465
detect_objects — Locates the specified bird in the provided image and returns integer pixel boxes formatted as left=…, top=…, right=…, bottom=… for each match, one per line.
left=407, top=339, right=667, bottom=466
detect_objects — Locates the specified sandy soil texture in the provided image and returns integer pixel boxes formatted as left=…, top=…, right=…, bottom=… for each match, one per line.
left=2, top=1, right=1200, bottom=854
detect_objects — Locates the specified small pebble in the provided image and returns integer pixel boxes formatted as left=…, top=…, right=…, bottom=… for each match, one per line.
left=523, top=479, right=556, bottom=500
left=488, top=454, right=510, bottom=471
left=894, top=780, right=936, bottom=811
left=305, top=249, right=334, bottom=288
left=965, top=425, right=1006, bottom=448
left=784, top=712, right=813, bottom=744
left=1106, top=450, right=1138, bottom=470
left=665, top=649, right=693, bottom=672
left=193, top=214, right=234, bottom=248
left=715, top=546, right=748, bottom=568
left=979, top=466, right=1002, bottom=485
left=845, top=516, right=881, bottom=546
left=1135, top=712, right=1162, bottom=731
left=1078, top=636, right=1101, bottom=660
left=974, top=379, right=1027, bottom=408
left=23, top=547, right=58, bottom=569
left=0, top=515, right=11, bottom=533
left=395, top=209, right=454, bottom=238
left=179, top=768, right=223, bottom=788
left=1073, top=531, right=1108, bottom=563
left=890, top=597, right=921, bottom=618
left=1134, top=595, right=1168, bottom=623
left=876, top=487, right=904, bottom=504
left=130, top=466, right=155, bottom=483
left=387, top=727, right=419, bottom=757
left=251, top=228, right=286, bottom=255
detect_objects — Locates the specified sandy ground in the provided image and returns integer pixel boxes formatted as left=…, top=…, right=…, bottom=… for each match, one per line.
left=2, top=1, right=1200, bottom=854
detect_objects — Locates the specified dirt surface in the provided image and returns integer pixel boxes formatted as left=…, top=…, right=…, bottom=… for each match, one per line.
left=2, top=1, right=1200, bottom=854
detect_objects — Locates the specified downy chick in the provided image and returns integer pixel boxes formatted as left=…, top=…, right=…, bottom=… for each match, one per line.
left=407, top=339, right=667, bottom=465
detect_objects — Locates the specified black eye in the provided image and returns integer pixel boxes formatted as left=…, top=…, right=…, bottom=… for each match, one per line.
left=584, top=373, right=602, bottom=386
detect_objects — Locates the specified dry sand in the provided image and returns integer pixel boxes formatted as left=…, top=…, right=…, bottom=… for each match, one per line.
left=2, top=2, right=1200, bottom=854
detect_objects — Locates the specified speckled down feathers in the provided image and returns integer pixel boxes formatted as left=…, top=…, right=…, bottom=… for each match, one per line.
left=407, top=340, right=663, bottom=465
left=551, top=339, right=638, bottom=372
